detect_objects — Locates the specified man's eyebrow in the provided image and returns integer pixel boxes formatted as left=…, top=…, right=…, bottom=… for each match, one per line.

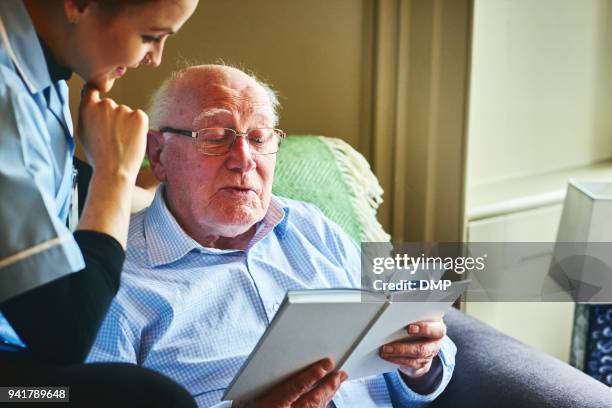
left=193, top=109, right=233, bottom=126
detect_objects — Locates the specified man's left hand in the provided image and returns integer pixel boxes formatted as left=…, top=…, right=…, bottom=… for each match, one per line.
left=379, top=317, right=446, bottom=378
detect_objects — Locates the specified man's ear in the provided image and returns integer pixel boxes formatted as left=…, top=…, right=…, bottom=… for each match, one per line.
left=147, top=130, right=167, bottom=182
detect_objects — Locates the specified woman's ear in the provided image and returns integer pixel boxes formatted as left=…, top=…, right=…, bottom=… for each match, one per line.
left=63, top=0, right=89, bottom=24
left=147, top=130, right=167, bottom=182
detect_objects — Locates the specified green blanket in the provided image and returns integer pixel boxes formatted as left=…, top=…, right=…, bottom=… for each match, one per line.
left=273, top=135, right=389, bottom=243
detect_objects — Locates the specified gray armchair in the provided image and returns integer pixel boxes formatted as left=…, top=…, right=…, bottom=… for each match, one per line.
left=274, top=135, right=612, bottom=407
left=433, top=308, right=612, bottom=407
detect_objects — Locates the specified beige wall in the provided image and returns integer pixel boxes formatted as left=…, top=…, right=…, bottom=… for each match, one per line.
left=68, top=0, right=471, bottom=240
left=467, top=0, right=612, bottom=187
left=68, top=0, right=612, bottom=242
left=69, top=0, right=370, bottom=150
left=463, top=0, right=612, bottom=361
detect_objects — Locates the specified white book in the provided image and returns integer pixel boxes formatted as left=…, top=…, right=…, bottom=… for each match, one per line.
left=223, top=279, right=469, bottom=401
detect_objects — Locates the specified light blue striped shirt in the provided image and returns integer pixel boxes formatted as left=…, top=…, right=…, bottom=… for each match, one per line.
left=87, top=187, right=456, bottom=407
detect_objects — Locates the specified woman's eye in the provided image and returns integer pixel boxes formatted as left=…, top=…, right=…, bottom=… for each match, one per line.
left=142, top=35, right=162, bottom=43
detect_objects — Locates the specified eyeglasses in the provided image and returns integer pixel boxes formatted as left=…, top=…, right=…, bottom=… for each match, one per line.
left=159, top=127, right=286, bottom=155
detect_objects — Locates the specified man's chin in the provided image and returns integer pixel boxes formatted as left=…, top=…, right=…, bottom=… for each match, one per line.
left=212, top=210, right=264, bottom=236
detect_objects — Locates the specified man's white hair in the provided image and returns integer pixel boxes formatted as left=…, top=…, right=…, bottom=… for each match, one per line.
left=148, top=63, right=280, bottom=133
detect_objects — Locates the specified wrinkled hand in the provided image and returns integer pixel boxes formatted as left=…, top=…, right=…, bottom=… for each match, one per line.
left=379, top=317, right=446, bottom=378
left=234, top=358, right=347, bottom=408
left=78, top=85, right=148, bottom=180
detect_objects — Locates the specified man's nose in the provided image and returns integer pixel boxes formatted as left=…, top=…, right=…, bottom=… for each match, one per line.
left=226, top=136, right=256, bottom=173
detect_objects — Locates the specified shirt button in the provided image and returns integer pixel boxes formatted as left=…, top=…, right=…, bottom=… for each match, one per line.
left=272, top=303, right=280, bottom=312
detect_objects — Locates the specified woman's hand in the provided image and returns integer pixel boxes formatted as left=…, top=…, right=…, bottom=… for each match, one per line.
left=78, top=85, right=148, bottom=182
left=76, top=85, right=149, bottom=248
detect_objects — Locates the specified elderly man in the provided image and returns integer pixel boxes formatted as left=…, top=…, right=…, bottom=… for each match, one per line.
left=87, top=65, right=456, bottom=407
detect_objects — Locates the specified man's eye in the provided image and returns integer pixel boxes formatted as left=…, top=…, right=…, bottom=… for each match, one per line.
left=249, top=130, right=271, bottom=144
left=202, top=130, right=230, bottom=144
left=142, top=35, right=162, bottom=43
left=206, top=137, right=226, bottom=144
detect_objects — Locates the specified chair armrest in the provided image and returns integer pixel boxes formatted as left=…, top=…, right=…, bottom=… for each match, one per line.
left=430, top=308, right=612, bottom=408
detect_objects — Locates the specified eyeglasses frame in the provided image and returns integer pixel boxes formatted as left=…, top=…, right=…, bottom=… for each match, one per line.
left=159, top=126, right=286, bottom=156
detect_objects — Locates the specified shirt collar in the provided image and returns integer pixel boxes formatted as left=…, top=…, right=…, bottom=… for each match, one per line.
left=0, top=0, right=54, bottom=93
left=144, top=186, right=203, bottom=267
left=248, top=196, right=287, bottom=249
left=144, top=186, right=290, bottom=267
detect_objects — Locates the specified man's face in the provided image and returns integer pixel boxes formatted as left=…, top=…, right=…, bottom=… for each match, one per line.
left=151, top=68, right=276, bottom=240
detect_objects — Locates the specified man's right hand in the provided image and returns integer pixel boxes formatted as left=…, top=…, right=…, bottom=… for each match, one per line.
left=78, top=85, right=148, bottom=181
left=234, top=358, right=347, bottom=408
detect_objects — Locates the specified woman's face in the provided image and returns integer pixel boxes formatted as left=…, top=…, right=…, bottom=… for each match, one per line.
left=71, top=0, right=198, bottom=92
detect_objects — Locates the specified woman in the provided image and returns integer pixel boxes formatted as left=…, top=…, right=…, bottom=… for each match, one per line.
left=0, top=0, right=198, bottom=406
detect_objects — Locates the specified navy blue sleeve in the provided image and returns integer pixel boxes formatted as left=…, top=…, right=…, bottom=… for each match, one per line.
left=0, top=231, right=124, bottom=364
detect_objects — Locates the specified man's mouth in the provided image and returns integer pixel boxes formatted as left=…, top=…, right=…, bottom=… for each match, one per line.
left=220, top=186, right=258, bottom=196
